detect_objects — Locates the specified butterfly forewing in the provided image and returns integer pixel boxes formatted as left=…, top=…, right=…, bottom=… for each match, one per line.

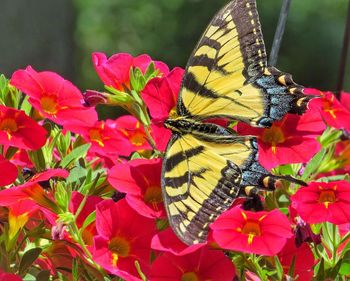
left=178, top=0, right=310, bottom=127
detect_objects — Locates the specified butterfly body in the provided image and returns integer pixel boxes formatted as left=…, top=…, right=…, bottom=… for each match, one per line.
left=161, top=0, right=311, bottom=245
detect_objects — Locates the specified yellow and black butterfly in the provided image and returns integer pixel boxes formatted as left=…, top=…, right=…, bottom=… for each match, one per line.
left=162, top=0, right=312, bottom=245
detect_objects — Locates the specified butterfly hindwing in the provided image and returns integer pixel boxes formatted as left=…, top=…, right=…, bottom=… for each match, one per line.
left=162, top=128, right=286, bottom=244
left=178, top=0, right=311, bottom=127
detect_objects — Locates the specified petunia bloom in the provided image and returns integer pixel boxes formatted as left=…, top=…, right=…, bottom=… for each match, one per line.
left=278, top=237, right=314, bottom=281
left=151, top=227, right=205, bottom=256
left=108, top=158, right=165, bottom=218
left=113, top=115, right=152, bottom=154
left=305, top=88, right=350, bottom=131
left=291, top=180, right=350, bottom=224
left=0, top=269, right=23, bottom=281
left=10, top=66, right=98, bottom=127
left=210, top=206, right=293, bottom=256
left=92, top=52, right=169, bottom=91
left=0, top=155, right=18, bottom=186
left=0, top=105, right=47, bottom=150
left=141, top=67, right=184, bottom=122
left=92, top=199, right=156, bottom=280
left=149, top=246, right=235, bottom=281
left=237, top=109, right=325, bottom=170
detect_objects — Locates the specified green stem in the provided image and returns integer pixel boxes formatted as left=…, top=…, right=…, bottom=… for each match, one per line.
left=69, top=222, right=108, bottom=278
left=332, top=224, right=338, bottom=266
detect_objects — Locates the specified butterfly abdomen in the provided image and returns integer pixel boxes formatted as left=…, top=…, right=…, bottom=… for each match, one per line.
left=164, top=117, right=231, bottom=136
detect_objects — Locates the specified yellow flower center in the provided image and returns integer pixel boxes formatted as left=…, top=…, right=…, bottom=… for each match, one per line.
left=144, top=186, right=163, bottom=204
left=262, top=124, right=285, bottom=154
left=242, top=221, right=261, bottom=245
left=130, top=131, right=147, bottom=147
left=89, top=128, right=105, bottom=147
left=0, top=117, right=18, bottom=139
left=40, top=95, right=59, bottom=114
left=182, top=272, right=199, bottom=281
left=323, top=95, right=337, bottom=119
left=319, top=190, right=336, bottom=209
left=109, top=236, right=131, bottom=266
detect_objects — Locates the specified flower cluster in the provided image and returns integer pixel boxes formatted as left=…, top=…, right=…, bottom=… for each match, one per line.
left=0, top=51, right=349, bottom=281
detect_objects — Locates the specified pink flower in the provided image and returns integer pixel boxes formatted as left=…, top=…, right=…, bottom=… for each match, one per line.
left=210, top=206, right=293, bottom=256
left=92, top=199, right=156, bottom=280
left=151, top=227, right=205, bottom=256
left=92, top=52, right=169, bottom=91
left=0, top=269, right=22, bottom=281
left=149, top=246, right=236, bottom=281
left=291, top=180, right=350, bottom=224
left=108, top=158, right=165, bottom=218
left=11, top=66, right=98, bottom=126
left=305, top=88, right=350, bottom=131
left=114, top=115, right=152, bottom=154
left=141, top=67, right=184, bottom=121
left=237, top=109, right=325, bottom=170
left=0, top=105, right=47, bottom=150
left=0, top=155, right=18, bottom=186
left=278, top=238, right=314, bottom=281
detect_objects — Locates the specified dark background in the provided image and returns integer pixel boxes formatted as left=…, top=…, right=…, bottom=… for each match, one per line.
left=1, top=0, right=349, bottom=94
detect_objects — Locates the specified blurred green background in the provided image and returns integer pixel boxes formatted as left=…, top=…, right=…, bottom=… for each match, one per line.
left=1, top=0, right=349, bottom=94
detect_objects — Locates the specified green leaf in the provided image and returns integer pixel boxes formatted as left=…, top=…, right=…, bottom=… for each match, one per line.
left=339, top=251, right=350, bottom=275
left=317, top=174, right=350, bottom=182
left=144, top=62, right=156, bottom=80
left=60, top=144, right=90, bottom=168
left=72, top=259, right=79, bottom=281
left=105, top=86, right=134, bottom=104
left=66, top=166, right=87, bottom=183
left=19, top=248, right=42, bottom=275
left=5, top=146, right=18, bottom=159
left=133, top=103, right=150, bottom=126
left=279, top=207, right=289, bottom=215
left=28, top=149, right=47, bottom=171
left=81, top=211, right=96, bottom=231
left=287, top=255, right=296, bottom=278
left=314, top=258, right=325, bottom=280
left=274, top=256, right=284, bottom=280
left=329, top=259, right=342, bottom=278
left=302, top=148, right=326, bottom=180
left=319, top=127, right=343, bottom=147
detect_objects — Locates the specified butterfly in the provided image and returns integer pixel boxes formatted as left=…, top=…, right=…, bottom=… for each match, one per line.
left=161, top=0, right=312, bottom=245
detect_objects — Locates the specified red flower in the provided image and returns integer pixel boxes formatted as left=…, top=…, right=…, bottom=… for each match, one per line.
left=108, top=158, right=165, bottom=218
left=151, top=227, right=205, bottom=256
left=0, top=169, right=69, bottom=218
left=10, top=66, right=98, bottom=126
left=0, top=269, right=22, bottom=281
left=278, top=238, right=314, bottom=281
left=291, top=180, right=350, bottom=224
left=0, top=105, right=47, bottom=150
left=305, top=88, right=350, bottom=131
left=0, top=155, right=17, bottom=186
left=114, top=115, right=152, bottom=154
left=92, top=52, right=169, bottom=91
left=92, top=199, right=156, bottom=280
left=149, top=246, right=236, bottom=281
left=210, top=206, right=293, bottom=256
left=141, top=67, right=184, bottom=121
left=237, top=109, right=325, bottom=170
